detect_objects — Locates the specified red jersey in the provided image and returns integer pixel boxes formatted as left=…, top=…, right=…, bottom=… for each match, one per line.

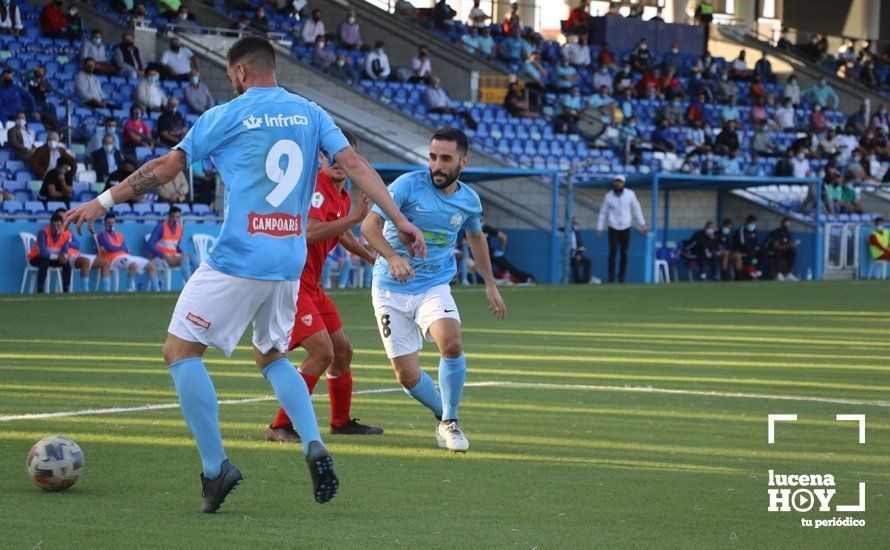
left=300, top=170, right=352, bottom=294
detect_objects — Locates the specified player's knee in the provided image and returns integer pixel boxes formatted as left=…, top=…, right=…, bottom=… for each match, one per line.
left=334, top=339, right=353, bottom=364
left=441, top=338, right=463, bottom=359
left=396, top=369, right=421, bottom=388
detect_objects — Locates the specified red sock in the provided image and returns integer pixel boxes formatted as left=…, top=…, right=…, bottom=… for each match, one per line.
left=270, top=369, right=320, bottom=428
left=327, top=371, right=353, bottom=428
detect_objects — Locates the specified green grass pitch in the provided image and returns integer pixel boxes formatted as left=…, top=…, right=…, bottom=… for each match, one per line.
left=1, top=282, right=889, bottom=548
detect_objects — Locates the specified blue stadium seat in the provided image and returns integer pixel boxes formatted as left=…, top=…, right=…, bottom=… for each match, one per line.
left=153, top=203, right=170, bottom=215
left=1, top=200, right=24, bottom=214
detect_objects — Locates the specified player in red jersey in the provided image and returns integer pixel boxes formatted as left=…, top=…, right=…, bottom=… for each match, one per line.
left=267, top=131, right=383, bottom=442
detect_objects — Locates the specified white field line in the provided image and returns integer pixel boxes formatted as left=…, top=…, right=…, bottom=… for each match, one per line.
left=2, top=380, right=888, bottom=423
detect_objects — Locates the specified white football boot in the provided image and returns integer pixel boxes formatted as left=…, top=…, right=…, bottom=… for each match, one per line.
left=436, top=420, right=469, bottom=452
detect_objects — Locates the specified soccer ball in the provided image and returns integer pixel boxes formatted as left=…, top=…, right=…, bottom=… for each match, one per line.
left=26, top=435, right=84, bottom=491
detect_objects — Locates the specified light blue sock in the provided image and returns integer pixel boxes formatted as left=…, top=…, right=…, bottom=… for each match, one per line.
left=101, top=276, right=111, bottom=292
left=80, top=276, right=89, bottom=292
left=148, top=274, right=159, bottom=291
left=127, top=274, right=136, bottom=291
left=439, top=354, right=466, bottom=421
left=169, top=357, right=226, bottom=479
left=404, top=370, right=443, bottom=419
left=263, top=358, right=322, bottom=454
left=180, top=255, right=192, bottom=282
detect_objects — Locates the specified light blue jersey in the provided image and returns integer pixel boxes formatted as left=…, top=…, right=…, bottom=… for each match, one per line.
left=372, top=170, right=483, bottom=294
left=175, top=86, right=350, bottom=280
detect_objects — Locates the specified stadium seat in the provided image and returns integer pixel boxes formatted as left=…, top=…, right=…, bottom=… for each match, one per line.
left=19, top=232, right=64, bottom=294
left=192, top=233, right=216, bottom=264
left=153, top=203, right=170, bottom=216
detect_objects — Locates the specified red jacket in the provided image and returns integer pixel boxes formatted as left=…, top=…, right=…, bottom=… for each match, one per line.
left=40, top=3, right=69, bottom=34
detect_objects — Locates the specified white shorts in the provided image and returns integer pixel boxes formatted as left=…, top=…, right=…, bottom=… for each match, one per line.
left=371, top=284, right=461, bottom=358
left=68, top=253, right=97, bottom=267
left=111, top=254, right=151, bottom=274
left=168, top=263, right=298, bottom=357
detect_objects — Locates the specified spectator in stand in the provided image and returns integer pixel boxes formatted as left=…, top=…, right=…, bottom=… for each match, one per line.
left=804, top=78, right=839, bottom=111
left=90, top=134, right=123, bottom=183
left=685, top=119, right=707, bottom=152
left=29, top=131, right=76, bottom=179
left=113, top=32, right=144, bottom=79
left=687, top=92, right=705, bottom=125
left=107, top=156, right=136, bottom=189
left=563, top=35, right=590, bottom=68
left=868, top=217, right=890, bottom=262
left=503, top=80, right=537, bottom=119
left=628, top=4, right=643, bottom=18
left=597, top=175, right=647, bottom=284
left=729, top=50, right=750, bottom=80
left=682, top=221, right=720, bottom=281
left=554, top=55, right=580, bottom=93
left=658, top=97, right=684, bottom=127
left=0, top=0, right=23, bottom=37
left=592, top=65, right=613, bottom=94
left=749, top=96, right=770, bottom=127
left=7, top=111, right=36, bottom=162
left=87, top=117, right=120, bottom=154
left=365, top=40, right=392, bottom=81
left=24, top=65, right=57, bottom=130
left=0, top=69, right=38, bottom=122
left=695, top=51, right=718, bottom=79
left=753, top=121, right=778, bottom=156
left=184, top=71, right=214, bottom=114
left=301, top=8, right=325, bottom=45
left=565, top=1, right=591, bottom=36
left=838, top=39, right=857, bottom=62
left=249, top=5, right=268, bottom=34
left=764, top=218, right=799, bottom=280
left=39, top=160, right=73, bottom=205
left=75, top=58, right=109, bottom=109
left=605, top=2, right=621, bottom=17
left=661, top=66, right=684, bottom=100
left=721, top=149, right=743, bottom=175
left=157, top=172, right=190, bottom=203
left=613, top=64, right=634, bottom=95
left=499, top=28, right=525, bottom=64
left=521, top=51, right=547, bottom=112
left=774, top=96, right=796, bottom=130
left=555, top=86, right=584, bottom=134
left=870, top=104, right=889, bottom=133
left=311, top=35, right=336, bottom=70
left=97, top=212, right=159, bottom=292
left=835, top=125, right=859, bottom=159
left=161, top=37, right=198, bottom=82
left=661, top=43, right=682, bottom=72
left=714, top=121, right=739, bottom=154
left=81, top=29, right=115, bottom=75
left=597, top=42, right=618, bottom=72
left=147, top=206, right=192, bottom=284
left=132, top=2, right=147, bottom=18
left=776, top=28, right=792, bottom=50
left=783, top=74, right=801, bottom=107
left=230, top=13, right=250, bottom=34
left=501, top=2, right=522, bottom=34
left=730, top=215, right=762, bottom=280
left=809, top=103, right=828, bottom=134
left=686, top=68, right=713, bottom=102
left=791, top=148, right=811, bottom=178
left=135, top=68, right=167, bottom=111
left=423, top=76, right=478, bottom=130
left=65, top=2, right=83, bottom=42
left=476, top=26, right=495, bottom=58
left=156, top=97, right=186, bottom=148
left=327, top=53, right=358, bottom=84
left=649, top=6, right=665, bottom=22
left=28, top=213, right=71, bottom=293
left=461, top=27, right=484, bottom=57
left=634, top=68, right=661, bottom=99
left=651, top=118, right=677, bottom=152
left=721, top=96, right=740, bottom=124
left=409, top=45, right=432, bottom=84
left=122, top=104, right=154, bottom=153
left=630, top=39, right=653, bottom=72
left=40, top=0, right=68, bottom=39
left=753, top=55, right=775, bottom=83
left=467, top=0, right=490, bottom=28
left=748, top=74, right=766, bottom=101
left=432, top=0, right=456, bottom=31
left=394, top=0, right=418, bottom=18
left=175, top=5, right=199, bottom=27
left=715, top=71, right=736, bottom=102
left=337, top=10, right=361, bottom=49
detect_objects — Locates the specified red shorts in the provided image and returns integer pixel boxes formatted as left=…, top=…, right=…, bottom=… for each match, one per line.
left=288, top=287, right=343, bottom=351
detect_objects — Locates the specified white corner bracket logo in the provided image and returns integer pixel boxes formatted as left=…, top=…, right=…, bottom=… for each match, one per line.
left=766, top=414, right=866, bottom=528
left=242, top=115, right=263, bottom=130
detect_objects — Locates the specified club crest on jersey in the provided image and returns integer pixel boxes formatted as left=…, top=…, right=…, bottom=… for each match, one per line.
left=242, top=115, right=263, bottom=130
left=301, top=314, right=313, bottom=326
left=450, top=212, right=464, bottom=228
left=247, top=212, right=303, bottom=238
left=311, top=192, right=325, bottom=208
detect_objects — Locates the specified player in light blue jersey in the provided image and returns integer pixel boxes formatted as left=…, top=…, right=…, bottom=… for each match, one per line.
left=63, top=36, right=424, bottom=513
left=362, top=127, right=506, bottom=453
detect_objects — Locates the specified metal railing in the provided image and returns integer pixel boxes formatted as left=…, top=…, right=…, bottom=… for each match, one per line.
left=824, top=222, right=862, bottom=272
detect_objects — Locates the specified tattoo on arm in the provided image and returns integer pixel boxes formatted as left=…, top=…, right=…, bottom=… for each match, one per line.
left=127, top=164, right=162, bottom=197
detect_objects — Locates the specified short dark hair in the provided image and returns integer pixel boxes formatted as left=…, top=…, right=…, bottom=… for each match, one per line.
left=227, top=35, right=276, bottom=70
left=431, top=126, right=468, bottom=156
left=105, top=212, right=116, bottom=220
left=876, top=217, right=885, bottom=225
left=50, top=213, right=63, bottom=223
left=746, top=215, right=757, bottom=223
left=169, top=206, right=181, bottom=215
left=53, top=208, right=66, bottom=216
left=341, top=128, right=358, bottom=149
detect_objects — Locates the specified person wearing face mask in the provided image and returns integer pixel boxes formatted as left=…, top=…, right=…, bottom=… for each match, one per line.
left=75, top=58, right=109, bottom=109
left=157, top=98, right=187, bottom=147
left=184, top=71, right=214, bottom=115
left=715, top=219, right=733, bottom=278
left=161, top=37, right=198, bottom=82
left=24, top=65, right=58, bottom=131
left=122, top=104, right=154, bottom=153
left=113, top=32, right=144, bottom=79
left=809, top=103, right=828, bottom=133
left=65, top=2, right=84, bottom=42
left=301, top=8, right=325, bottom=46
left=682, top=221, right=720, bottom=281
left=591, top=64, right=613, bottom=94
left=135, top=68, right=168, bottom=112
left=764, top=218, right=799, bottom=281
left=730, top=215, right=762, bottom=280
left=312, top=35, right=336, bottom=70
left=461, top=25, right=483, bottom=56
left=804, top=78, right=839, bottom=111
left=96, top=212, right=159, bottom=292
left=7, top=111, right=35, bottom=162
left=249, top=6, right=268, bottom=35
left=409, top=45, right=433, bottom=84
left=91, top=134, right=124, bottom=183
left=597, top=175, right=648, bottom=284
left=28, top=213, right=72, bottom=292
left=0, top=69, right=38, bottom=123
left=39, top=158, right=74, bottom=206
left=597, top=42, right=617, bottom=71
left=661, top=43, right=682, bottom=73
left=868, top=217, right=890, bottom=265
left=29, top=131, right=76, bottom=179
left=337, top=9, right=361, bottom=50
left=229, top=13, right=250, bottom=34
left=80, top=30, right=114, bottom=75
left=87, top=117, right=121, bottom=155
left=365, top=40, right=392, bottom=81
left=562, top=34, right=590, bottom=68
left=40, top=0, right=69, bottom=39
left=326, top=53, right=358, bottom=84
left=176, top=5, right=199, bottom=27
left=715, top=70, right=737, bottom=103
left=0, top=0, right=23, bottom=37
left=630, top=39, right=652, bottom=72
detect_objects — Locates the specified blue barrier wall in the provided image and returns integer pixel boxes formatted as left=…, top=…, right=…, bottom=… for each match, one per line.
left=589, top=17, right=704, bottom=55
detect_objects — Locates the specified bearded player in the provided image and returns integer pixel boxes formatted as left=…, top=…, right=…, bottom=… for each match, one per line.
left=361, top=127, right=506, bottom=453
left=267, top=130, right=384, bottom=443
